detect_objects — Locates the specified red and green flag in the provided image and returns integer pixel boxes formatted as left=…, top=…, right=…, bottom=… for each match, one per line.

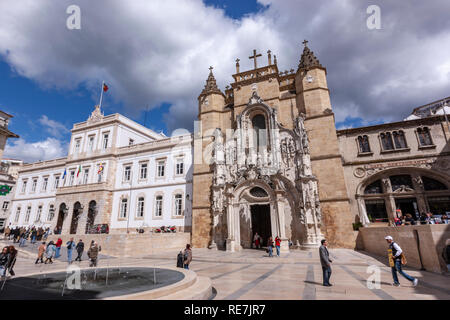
left=76, top=165, right=82, bottom=177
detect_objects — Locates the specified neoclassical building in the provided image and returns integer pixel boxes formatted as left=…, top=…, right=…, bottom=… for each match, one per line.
left=9, top=107, right=193, bottom=234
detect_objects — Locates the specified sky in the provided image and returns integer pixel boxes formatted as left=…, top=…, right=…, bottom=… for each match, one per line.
left=0, top=0, right=449, bottom=163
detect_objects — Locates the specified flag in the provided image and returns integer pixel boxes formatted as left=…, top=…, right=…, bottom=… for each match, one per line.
left=62, top=168, right=67, bottom=180
left=103, top=83, right=109, bottom=92
left=97, top=164, right=104, bottom=174
left=76, top=165, right=82, bottom=178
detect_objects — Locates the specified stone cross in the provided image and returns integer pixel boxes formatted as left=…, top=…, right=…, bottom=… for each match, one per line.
left=249, top=49, right=262, bottom=69
left=302, top=40, right=309, bottom=47
left=209, top=66, right=214, bottom=73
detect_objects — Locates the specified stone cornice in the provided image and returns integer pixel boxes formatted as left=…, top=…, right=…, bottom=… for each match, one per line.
left=342, top=153, right=450, bottom=167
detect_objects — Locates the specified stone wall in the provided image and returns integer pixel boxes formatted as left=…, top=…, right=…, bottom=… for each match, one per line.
left=359, top=224, right=450, bottom=273
left=46, top=232, right=191, bottom=257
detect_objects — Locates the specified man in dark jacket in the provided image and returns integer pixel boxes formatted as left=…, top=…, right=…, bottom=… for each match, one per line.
left=75, top=239, right=84, bottom=262
left=319, top=239, right=333, bottom=286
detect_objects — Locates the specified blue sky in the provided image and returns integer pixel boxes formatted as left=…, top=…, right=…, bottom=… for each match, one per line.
left=1, top=0, right=449, bottom=163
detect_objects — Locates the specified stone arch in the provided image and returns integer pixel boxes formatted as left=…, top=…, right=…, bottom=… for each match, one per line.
left=70, top=201, right=83, bottom=234
left=85, top=200, right=97, bottom=234
left=55, top=203, right=67, bottom=234
left=356, top=167, right=450, bottom=224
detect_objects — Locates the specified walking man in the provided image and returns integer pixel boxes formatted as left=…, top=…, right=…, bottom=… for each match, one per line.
left=267, top=237, right=274, bottom=257
left=87, top=241, right=101, bottom=267
left=385, top=236, right=418, bottom=287
left=319, top=239, right=333, bottom=286
left=75, top=239, right=84, bottom=262
left=55, top=238, right=62, bottom=258
left=66, top=237, right=75, bottom=264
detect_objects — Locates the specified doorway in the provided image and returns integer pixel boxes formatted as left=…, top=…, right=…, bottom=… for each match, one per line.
left=55, top=203, right=67, bottom=234
left=395, top=198, right=419, bottom=219
left=250, top=204, right=271, bottom=248
left=70, top=202, right=82, bottom=234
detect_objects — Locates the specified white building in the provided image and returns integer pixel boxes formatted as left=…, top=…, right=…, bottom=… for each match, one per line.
left=8, top=106, right=193, bottom=234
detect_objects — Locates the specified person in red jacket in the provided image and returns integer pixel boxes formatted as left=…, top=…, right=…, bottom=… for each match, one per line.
left=275, top=236, right=281, bottom=257
left=55, top=238, right=62, bottom=258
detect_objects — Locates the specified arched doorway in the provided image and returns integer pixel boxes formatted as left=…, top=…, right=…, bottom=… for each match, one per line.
left=70, top=202, right=82, bottom=234
left=85, top=201, right=97, bottom=234
left=55, top=203, right=67, bottom=234
left=358, top=169, right=450, bottom=224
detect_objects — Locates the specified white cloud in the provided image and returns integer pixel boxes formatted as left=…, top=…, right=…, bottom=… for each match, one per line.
left=38, top=115, right=70, bottom=138
left=4, top=138, right=68, bottom=163
left=0, top=0, right=449, bottom=132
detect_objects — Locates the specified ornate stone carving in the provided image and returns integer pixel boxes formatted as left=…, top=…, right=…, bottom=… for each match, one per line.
left=87, top=105, right=104, bottom=124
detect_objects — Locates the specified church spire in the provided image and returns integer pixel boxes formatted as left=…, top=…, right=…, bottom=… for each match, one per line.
left=298, top=40, right=323, bottom=71
left=199, top=66, right=223, bottom=98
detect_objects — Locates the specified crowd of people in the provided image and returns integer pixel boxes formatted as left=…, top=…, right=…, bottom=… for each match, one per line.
left=3, top=226, right=51, bottom=246
left=394, top=212, right=449, bottom=226
left=34, top=237, right=102, bottom=267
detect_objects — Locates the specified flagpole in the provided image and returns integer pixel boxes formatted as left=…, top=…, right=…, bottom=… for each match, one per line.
left=99, top=80, right=105, bottom=108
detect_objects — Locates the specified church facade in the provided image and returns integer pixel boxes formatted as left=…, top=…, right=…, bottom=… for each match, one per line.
left=192, top=44, right=355, bottom=251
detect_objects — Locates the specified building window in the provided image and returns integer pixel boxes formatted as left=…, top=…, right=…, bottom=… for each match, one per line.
left=140, top=163, right=148, bottom=180
left=157, top=160, right=165, bottom=178
left=155, top=195, right=163, bottom=216
left=252, top=114, right=267, bottom=152
left=88, top=135, right=95, bottom=151
left=25, top=206, right=31, bottom=222
left=14, top=207, right=20, bottom=223
left=47, top=204, right=55, bottom=221
left=174, top=194, right=183, bottom=216
left=74, top=138, right=81, bottom=154
left=35, top=206, right=42, bottom=222
left=83, top=168, right=89, bottom=184
left=417, top=127, right=433, bottom=146
left=31, top=179, right=37, bottom=192
left=380, top=132, right=394, bottom=151
left=129, top=139, right=134, bottom=146
left=389, top=175, right=414, bottom=192
left=102, top=133, right=109, bottom=150
left=119, top=198, right=128, bottom=219
left=123, top=165, right=131, bottom=182
left=393, top=130, right=407, bottom=149
left=357, top=135, right=371, bottom=153
left=2, top=201, right=9, bottom=210
left=176, top=159, right=184, bottom=175
left=364, top=180, right=383, bottom=194
left=53, top=176, right=60, bottom=190
left=42, top=177, right=48, bottom=192
left=137, top=197, right=145, bottom=218
left=21, top=180, right=27, bottom=193
left=69, top=171, right=75, bottom=186
left=422, top=176, right=447, bottom=191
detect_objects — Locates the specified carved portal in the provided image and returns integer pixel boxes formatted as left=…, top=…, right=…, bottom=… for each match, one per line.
left=211, top=92, right=323, bottom=251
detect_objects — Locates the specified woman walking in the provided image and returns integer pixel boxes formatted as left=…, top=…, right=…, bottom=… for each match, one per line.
left=55, top=238, right=62, bottom=258
left=7, top=246, right=17, bottom=276
left=44, top=241, right=56, bottom=264
left=36, top=242, right=46, bottom=264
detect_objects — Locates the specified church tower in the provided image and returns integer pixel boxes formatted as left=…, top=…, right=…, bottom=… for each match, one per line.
left=192, top=67, right=226, bottom=248
left=294, top=42, right=355, bottom=247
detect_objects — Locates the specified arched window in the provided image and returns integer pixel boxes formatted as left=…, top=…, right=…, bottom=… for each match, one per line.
left=250, top=187, right=269, bottom=197
left=364, top=180, right=383, bottom=194
left=422, top=176, right=448, bottom=191
left=417, top=127, right=433, bottom=146
left=380, top=132, right=394, bottom=150
left=358, top=135, right=371, bottom=153
left=252, top=114, right=267, bottom=151
left=393, top=130, right=407, bottom=149
left=389, top=175, right=413, bottom=192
